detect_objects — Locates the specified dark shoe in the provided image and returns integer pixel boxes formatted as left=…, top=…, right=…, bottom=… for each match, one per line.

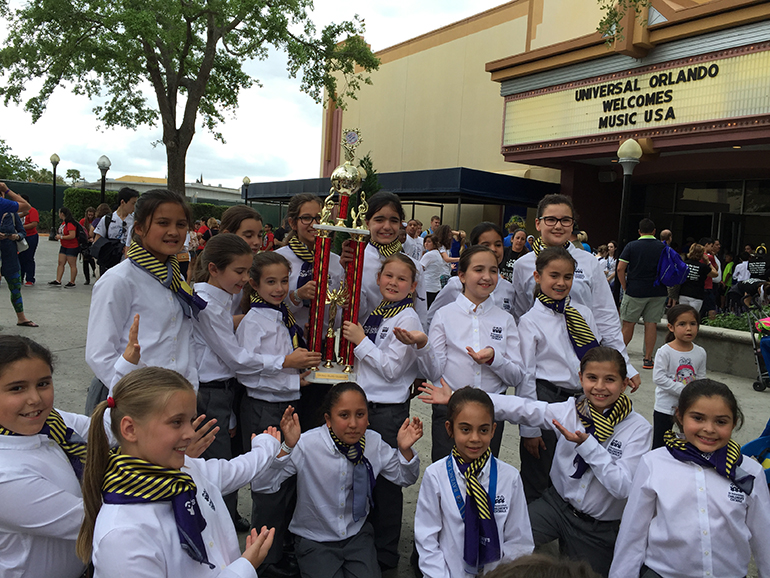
left=84, top=280, right=90, bottom=285
left=48, top=280, right=61, bottom=286
left=233, top=516, right=250, bottom=533
left=643, top=358, right=654, bottom=370
left=65, top=282, right=76, bottom=288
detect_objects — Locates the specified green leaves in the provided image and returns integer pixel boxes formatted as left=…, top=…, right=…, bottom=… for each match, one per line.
left=596, top=0, right=650, bottom=44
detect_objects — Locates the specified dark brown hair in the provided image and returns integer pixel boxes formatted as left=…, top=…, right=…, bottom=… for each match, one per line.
left=579, top=346, right=627, bottom=380
left=239, top=251, right=292, bottom=313
left=132, top=189, right=193, bottom=244
left=219, top=205, right=263, bottom=235
left=192, top=233, right=252, bottom=284
left=446, top=386, right=495, bottom=428
left=675, top=379, right=744, bottom=431
left=379, top=252, right=417, bottom=283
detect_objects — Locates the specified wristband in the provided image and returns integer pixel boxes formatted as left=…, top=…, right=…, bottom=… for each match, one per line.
left=281, top=441, right=294, bottom=454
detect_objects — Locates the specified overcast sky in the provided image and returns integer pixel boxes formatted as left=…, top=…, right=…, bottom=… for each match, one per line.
left=0, top=0, right=505, bottom=189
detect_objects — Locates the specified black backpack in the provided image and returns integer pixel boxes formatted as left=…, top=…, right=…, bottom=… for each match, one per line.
left=75, top=221, right=91, bottom=251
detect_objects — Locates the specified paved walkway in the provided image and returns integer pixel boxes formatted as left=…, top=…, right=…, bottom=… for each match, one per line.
left=2, top=238, right=766, bottom=577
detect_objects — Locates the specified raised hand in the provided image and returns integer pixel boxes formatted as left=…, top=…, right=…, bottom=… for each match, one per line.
left=187, top=414, right=219, bottom=458
left=397, top=417, right=424, bottom=460
left=552, top=419, right=589, bottom=445
left=280, top=405, right=301, bottom=450
left=417, top=378, right=452, bottom=405
left=122, top=314, right=141, bottom=365
left=392, top=327, right=428, bottom=349
left=466, top=346, right=494, bottom=365
left=241, top=526, right=275, bottom=568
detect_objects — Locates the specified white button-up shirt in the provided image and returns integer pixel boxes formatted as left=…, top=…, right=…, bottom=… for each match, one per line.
left=193, top=283, right=267, bottom=384
left=354, top=307, right=422, bottom=404
left=359, top=244, right=428, bottom=331
left=92, top=434, right=279, bottom=578
left=426, top=275, right=514, bottom=328
left=609, top=448, right=770, bottom=578
left=489, top=393, right=652, bottom=521
left=235, top=306, right=299, bottom=402
left=517, top=298, right=635, bottom=438
left=86, top=259, right=198, bottom=393
left=415, top=456, right=534, bottom=578
left=417, top=293, right=523, bottom=394
left=403, top=235, right=424, bottom=262
left=512, top=245, right=638, bottom=380
left=275, top=244, right=344, bottom=331
left=251, top=426, right=419, bottom=543
left=0, top=410, right=91, bottom=578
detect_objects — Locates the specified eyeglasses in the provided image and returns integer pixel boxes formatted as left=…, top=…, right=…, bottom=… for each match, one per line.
left=538, top=216, right=575, bottom=227
left=297, top=215, right=322, bottom=225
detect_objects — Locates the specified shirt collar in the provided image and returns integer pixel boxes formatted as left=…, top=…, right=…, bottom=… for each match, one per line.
left=0, top=432, right=46, bottom=450
left=196, top=282, right=233, bottom=307
left=456, top=292, right=489, bottom=314
left=638, top=235, right=656, bottom=239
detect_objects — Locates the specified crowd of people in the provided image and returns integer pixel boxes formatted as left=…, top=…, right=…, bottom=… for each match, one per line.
left=0, top=186, right=768, bottom=578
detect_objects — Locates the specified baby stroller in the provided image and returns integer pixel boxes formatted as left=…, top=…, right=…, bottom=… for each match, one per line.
left=747, top=300, right=770, bottom=391
left=741, top=417, right=770, bottom=487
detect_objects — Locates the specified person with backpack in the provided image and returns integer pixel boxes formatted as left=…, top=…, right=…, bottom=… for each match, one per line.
left=49, top=207, right=80, bottom=287
left=91, top=187, right=139, bottom=275
left=616, top=218, right=668, bottom=370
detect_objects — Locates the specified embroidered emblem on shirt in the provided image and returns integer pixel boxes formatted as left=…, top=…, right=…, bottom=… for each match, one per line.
left=502, top=298, right=511, bottom=312
left=728, top=483, right=746, bottom=503
left=493, top=494, right=508, bottom=514
left=202, top=489, right=216, bottom=511
left=608, top=439, right=623, bottom=458
left=574, top=267, right=585, bottom=280
left=490, top=326, right=503, bottom=341
left=380, top=326, right=390, bottom=340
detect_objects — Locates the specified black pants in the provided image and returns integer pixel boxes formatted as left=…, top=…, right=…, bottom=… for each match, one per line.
left=82, top=253, right=96, bottom=283
left=18, top=233, right=38, bottom=284
left=241, top=396, right=298, bottom=566
left=520, top=379, right=580, bottom=503
left=366, top=400, right=410, bottom=569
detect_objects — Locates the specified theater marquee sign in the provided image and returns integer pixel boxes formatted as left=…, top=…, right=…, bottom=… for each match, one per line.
left=502, top=42, right=770, bottom=155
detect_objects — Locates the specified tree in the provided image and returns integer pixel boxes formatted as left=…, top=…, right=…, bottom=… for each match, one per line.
left=0, top=0, right=379, bottom=193
left=66, top=169, right=83, bottom=184
left=29, top=168, right=66, bottom=185
left=596, top=0, right=651, bottom=43
left=0, top=139, right=38, bottom=181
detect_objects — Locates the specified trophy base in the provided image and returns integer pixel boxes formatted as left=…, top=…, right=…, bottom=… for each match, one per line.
left=307, top=363, right=357, bottom=385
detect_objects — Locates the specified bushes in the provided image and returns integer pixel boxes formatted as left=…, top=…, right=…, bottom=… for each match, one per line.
left=191, top=203, right=229, bottom=223
left=37, top=210, right=53, bottom=234
left=701, top=307, right=770, bottom=332
left=62, top=188, right=118, bottom=220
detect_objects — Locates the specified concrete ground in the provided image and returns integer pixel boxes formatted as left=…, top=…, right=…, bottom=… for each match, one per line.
left=2, top=238, right=766, bottom=577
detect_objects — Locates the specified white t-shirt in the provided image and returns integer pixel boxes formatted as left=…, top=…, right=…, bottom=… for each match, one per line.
left=420, top=250, right=450, bottom=293
left=652, top=343, right=707, bottom=415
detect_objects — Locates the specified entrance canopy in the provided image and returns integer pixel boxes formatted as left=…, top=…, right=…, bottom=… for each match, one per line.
left=242, top=167, right=558, bottom=206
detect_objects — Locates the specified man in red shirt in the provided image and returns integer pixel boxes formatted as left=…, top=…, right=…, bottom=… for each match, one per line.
left=261, top=223, right=275, bottom=251
left=19, top=194, right=39, bottom=286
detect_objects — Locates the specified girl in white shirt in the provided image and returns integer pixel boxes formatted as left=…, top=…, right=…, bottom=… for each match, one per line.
left=651, top=304, right=706, bottom=449
left=421, top=346, right=652, bottom=578
left=251, top=382, right=423, bottom=578
left=235, top=251, right=322, bottom=573
left=420, top=235, right=448, bottom=306
left=275, top=193, right=344, bottom=429
left=517, top=246, right=635, bottom=503
left=415, top=387, right=533, bottom=578
left=86, top=189, right=204, bottom=394
left=342, top=252, right=423, bottom=569
left=426, top=222, right=516, bottom=327
left=77, top=366, right=279, bottom=578
left=610, top=379, right=770, bottom=578
left=0, top=335, right=89, bottom=578
left=192, top=233, right=267, bottom=528
left=394, top=245, right=524, bottom=462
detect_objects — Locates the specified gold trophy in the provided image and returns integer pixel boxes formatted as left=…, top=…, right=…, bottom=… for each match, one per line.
left=306, top=129, right=370, bottom=383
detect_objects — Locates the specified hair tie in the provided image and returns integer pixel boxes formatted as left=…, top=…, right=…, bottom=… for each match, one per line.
left=106, top=396, right=116, bottom=409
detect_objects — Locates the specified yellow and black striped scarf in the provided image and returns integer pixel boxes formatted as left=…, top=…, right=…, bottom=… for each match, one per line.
left=452, top=446, right=493, bottom=520
left=288, top=235, right=314, bottom=263
left=0, top=408, right=86, bottom=478
left=127, top=241, right=206, bottom=319
left=536, top=293, right=599, bottom=359
left=531, top=237, right=571, bottom=256
left=664, top=430, right=754, bottom=494
left=570, top=393, right=632, bottom=478
left=328, top=427, right=375, bottom=521
left=370, top=238, right=402, bottom=258
left=362, top=294, right=414, bottom=343
left=249, top=292, right=305, bottom=350
left=102, top=453, right=215, bottom=567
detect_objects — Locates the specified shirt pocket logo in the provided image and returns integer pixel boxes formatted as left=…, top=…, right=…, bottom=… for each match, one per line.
left=727, top=484, right=746, bottom=504
left=494, top=494, right=508, bottom=513
left=490, top=326, right=503, bottom=341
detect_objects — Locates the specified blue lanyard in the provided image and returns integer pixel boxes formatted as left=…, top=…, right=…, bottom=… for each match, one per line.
left=445, top=454, right=497, bottom=520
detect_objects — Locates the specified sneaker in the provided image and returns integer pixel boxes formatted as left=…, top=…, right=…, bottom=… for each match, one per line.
left=48, top=280, right=61, bottom=286
left=65, top=282, right=76, bottom=288
left=643, top=358, right=654, bottom=370
left=24, top=282, right=34, bottom=287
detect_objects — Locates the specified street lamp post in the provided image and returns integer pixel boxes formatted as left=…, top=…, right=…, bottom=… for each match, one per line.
left=97, top=155, right=111, bottom=204
left=616, top=138, right=643, bottom=247
left=49, top=153, right=60, bottom=241
left=242, top=176, right=250, bottom=206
